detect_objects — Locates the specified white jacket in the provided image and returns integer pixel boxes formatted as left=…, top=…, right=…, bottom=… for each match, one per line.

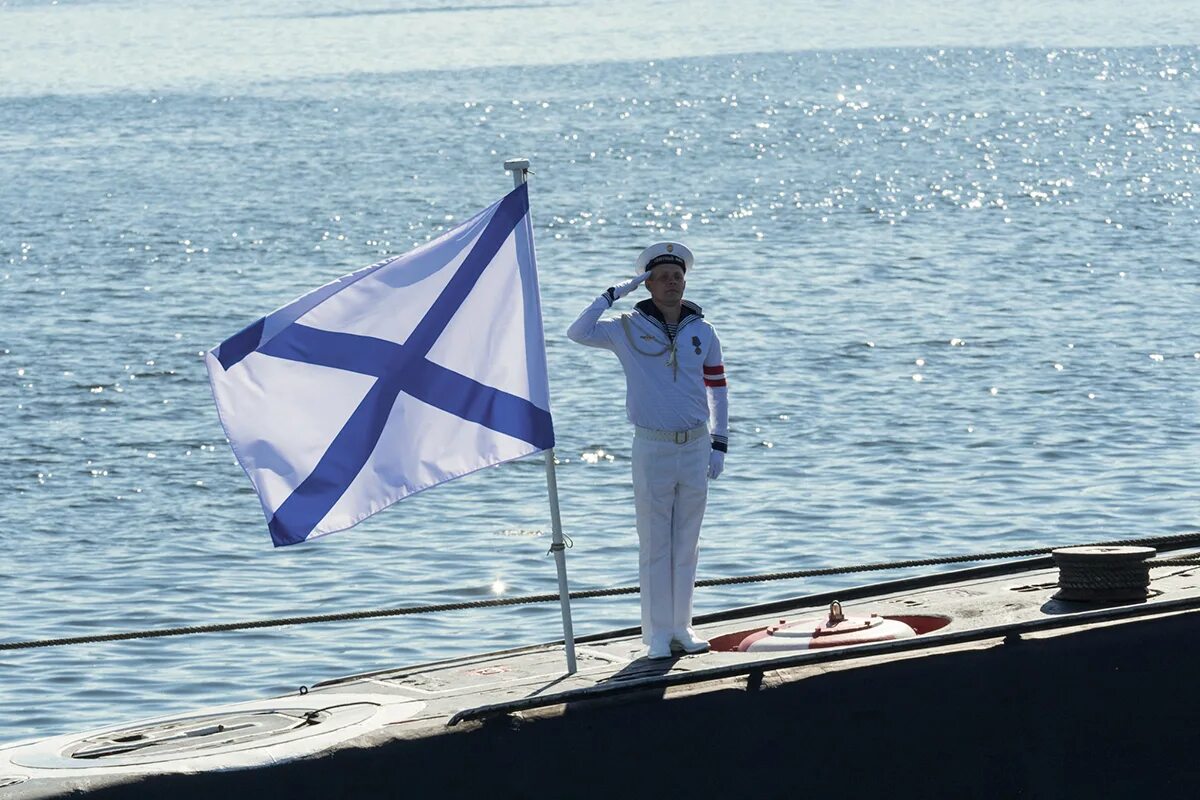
left=568, top=294, right=729, bottom=451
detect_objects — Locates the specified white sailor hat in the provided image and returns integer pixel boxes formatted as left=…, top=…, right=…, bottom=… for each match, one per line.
left=635, top=241, right=694, bottom=275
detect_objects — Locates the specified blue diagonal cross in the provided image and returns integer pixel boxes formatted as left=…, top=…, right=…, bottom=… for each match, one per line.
left=213, top=185, right=553, bottom=546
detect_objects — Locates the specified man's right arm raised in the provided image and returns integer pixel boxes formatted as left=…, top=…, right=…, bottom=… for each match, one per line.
left=566, top=273, right=649, bottom=348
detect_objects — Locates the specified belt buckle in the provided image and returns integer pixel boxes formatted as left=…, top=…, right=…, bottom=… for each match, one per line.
left=674, top=430, right=687, bottom=444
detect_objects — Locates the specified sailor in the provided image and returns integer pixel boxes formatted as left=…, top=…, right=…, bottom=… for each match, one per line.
left=567, top=242, right=729, bottom=659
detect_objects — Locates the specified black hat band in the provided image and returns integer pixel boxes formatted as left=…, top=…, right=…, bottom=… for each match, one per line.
left=645, top=253, right=686, bottom=271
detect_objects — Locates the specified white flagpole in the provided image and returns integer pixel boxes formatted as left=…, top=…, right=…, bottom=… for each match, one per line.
left=505, top=157, right=578, bottom=674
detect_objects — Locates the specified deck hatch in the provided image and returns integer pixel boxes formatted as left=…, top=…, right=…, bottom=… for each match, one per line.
left=10, top=702, right=387, bottom=770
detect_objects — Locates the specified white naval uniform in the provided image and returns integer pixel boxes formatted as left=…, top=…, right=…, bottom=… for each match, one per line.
left=568, top=293, right=729, bottom=647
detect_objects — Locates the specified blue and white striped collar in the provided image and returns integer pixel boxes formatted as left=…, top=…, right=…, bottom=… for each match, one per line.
left=634, top=299, right=703, bottom=334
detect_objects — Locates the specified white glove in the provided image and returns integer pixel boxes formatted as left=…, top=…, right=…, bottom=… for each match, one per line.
left=707, top=450, right=725, bottom=480
left=606, top=271, right=650, bottom=303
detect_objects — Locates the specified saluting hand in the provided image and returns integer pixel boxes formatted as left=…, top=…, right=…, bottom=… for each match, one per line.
left=608, top=271, right=650, bottom=302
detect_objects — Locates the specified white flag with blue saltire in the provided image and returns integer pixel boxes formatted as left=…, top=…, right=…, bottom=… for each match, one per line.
left=206, top=184, right=553, bottom=547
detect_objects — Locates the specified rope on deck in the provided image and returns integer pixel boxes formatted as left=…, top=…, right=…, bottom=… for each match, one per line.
left=1150, top=556, right=1200, bottom=567
left=3, top=530, right=1198, bottom=651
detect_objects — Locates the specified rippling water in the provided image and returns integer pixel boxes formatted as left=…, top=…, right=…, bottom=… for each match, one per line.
left=2, top=0, right=1199, bottom=744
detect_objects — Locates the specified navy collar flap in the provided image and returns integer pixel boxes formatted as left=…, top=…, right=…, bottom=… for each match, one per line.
left=634, top=298, right=703, bottom=326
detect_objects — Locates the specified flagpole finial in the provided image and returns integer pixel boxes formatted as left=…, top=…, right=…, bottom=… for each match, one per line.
left=504, top=158, right=531, bottom=187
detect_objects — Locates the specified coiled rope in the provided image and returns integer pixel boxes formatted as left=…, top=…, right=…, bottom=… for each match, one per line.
left=2, top=531, right=1197, bottom=652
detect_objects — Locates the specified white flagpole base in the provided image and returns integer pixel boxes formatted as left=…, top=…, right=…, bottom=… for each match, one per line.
left=545, top=448, right=577, bottom=674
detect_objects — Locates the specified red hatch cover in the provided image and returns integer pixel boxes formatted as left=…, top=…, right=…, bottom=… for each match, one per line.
left=737, top=601, right=918, bottom=652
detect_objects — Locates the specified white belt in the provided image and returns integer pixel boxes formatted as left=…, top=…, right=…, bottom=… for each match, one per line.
left=635, top=423, right=708, bottom=444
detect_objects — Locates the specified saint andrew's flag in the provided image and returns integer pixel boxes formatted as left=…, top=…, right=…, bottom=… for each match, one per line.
left=206, top=184, right=554, bottom=547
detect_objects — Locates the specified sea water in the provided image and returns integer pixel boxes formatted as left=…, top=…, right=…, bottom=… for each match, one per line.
left=1, top=0, right=1198, bottom=744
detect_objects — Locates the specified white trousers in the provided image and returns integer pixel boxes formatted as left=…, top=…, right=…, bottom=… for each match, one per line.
left=632, top=431, right=710, bottom=646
